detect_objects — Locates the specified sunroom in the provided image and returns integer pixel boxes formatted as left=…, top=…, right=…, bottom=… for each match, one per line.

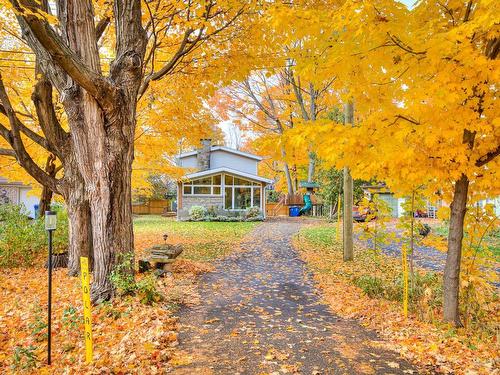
left=176, top=167, right=273, bottom=219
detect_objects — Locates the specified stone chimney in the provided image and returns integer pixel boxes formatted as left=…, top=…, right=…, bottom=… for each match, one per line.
left=197, top=139, right=211, bottom=171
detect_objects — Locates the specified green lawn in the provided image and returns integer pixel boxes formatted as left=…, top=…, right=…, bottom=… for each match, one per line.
left=133, top=215, right=259, bottom=262
left=296, top=224, right=339, bottom=248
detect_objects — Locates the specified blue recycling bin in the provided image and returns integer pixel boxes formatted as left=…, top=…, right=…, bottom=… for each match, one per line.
left=289, top=206, right=300, bottom=217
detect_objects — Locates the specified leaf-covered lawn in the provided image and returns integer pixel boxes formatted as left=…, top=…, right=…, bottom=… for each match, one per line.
left=0, top=216, right=259, bottom=373
left=134, top=215, right=259, bottom=261
left=294, top=223, right=498, bottom=374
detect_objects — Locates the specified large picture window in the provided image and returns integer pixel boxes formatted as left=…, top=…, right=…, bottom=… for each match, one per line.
left=183, top=175, right=222, bottom=196
left=183, top=173, right=263, bottom=210
left=224, top=175, right=262, bottom=210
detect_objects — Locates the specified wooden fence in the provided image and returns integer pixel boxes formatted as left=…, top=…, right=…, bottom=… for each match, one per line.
left=266, top=202, right=289, bottom=216
left=132, top=199, right=174, bottom=215
left=266, top=193, right=324, bottom=217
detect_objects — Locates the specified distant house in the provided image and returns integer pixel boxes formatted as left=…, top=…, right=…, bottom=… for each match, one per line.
left=362, top=185, right=440, bottom=218
left=176, top=140, right=273, bottom=219
left=0, top=176, right=38, bottom=218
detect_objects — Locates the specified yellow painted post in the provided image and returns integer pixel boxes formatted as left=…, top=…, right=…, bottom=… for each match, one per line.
left=402, top=246, right=409, bottom=317
left=336, top=194, right=341, bottom=241
left=80, top=257, right=93, bottom=363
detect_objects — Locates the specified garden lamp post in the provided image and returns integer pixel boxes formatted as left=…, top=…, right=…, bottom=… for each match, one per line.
left=45, top=211, right=57, bottom=365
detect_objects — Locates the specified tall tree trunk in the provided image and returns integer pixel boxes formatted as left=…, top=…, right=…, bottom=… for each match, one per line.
left=343, top=166, right=353, bottom=261
left=38, top=186, right=53, bottom=217
left=409, top=191, right=415, bottom=290
left=280, top=146, right=294, bottom=194
left=57, top=0, right=142, bottom=302
left=293, top=164, right=298, bottom=192
left=443, top=174, right=469, bottom=325
left=343, top=101, right=354, bottom=261
left=38, top=154, right=57, bottom=216
left=87, top=141, right=135, bottom=303
left=307, top=151, right=316, bottom=183
left=284, top=163, right=294, bottom=194
left=66, top=189, right=92, bottom=276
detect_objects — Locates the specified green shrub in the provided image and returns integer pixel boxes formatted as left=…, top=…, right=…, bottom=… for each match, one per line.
left=244, top=207, right=262, bottom=220
left=136, top=273, right=163, bottom=305
left=213, top=215, right=242, bottom=222
left=110, top=253, right=163, bottom=304
left=49, top=206, right=70, bottom=254
left=206, top=205, right=218, bottom=217
left=267, top=190, right=281, bottom=203
left=0, top=204, right=69, bottom=267
left=353, top=272, right=442, bottom=311
left=0, top=205, right=44, bottom=267
left=353, top=275, right=385, bottom=298
left=188, top=205, right=208, bottom=220
left=110, top=252, right=137, bottom=296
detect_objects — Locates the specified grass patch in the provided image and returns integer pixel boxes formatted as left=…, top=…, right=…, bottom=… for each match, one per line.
left=134, top=215, right=259, bottom=262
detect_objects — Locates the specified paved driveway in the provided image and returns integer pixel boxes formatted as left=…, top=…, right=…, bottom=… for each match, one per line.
left=175, top=219, right=418, bottom=374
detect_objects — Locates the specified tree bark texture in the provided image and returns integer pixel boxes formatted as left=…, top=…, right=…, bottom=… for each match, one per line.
left=307, top=152, right=316, bottom=183
left=443, top=174, right=469, bottom=325
left=4, top=0, right=146, bottom=303
left=65, top=185, right=92, bottom=276
left=342, top=101, right=354, bottom=261
left=343, top=166, right=353, bottom=261
left=2, top=0, right=242, bottom=304
left=281, top=146, right=294, bottom=194
left=38, top=154, right=57, bottom=216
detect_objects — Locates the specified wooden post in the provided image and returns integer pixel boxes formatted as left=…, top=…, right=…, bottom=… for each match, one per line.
left=343, top=101, right=354, bottom=261
left=343, top=167, right=353, bottom=261
left=336, top=194, right=341, bottom=242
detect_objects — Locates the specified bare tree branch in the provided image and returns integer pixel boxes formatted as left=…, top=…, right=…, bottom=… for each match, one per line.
left=0, top=104, right=49, bottom=150
left=139, top=6, right=245, bottom=97
left=476, top=145, right=500, bottom=167
left=0, top=72, right=60, bottom=193
left=95, top=16, right=111, bottom=42
left=9, top=0, right=114, bottom=106
left=32, top=77, right=68, bottom=159
left=0, top=148, right=16, bottom=157
left=386, top=32, right=427, bottom=56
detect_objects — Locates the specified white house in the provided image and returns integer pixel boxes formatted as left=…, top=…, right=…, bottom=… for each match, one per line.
left=176, top=140, right=273, bottom=219
left=0, top=176, right=39, bottom=218
left=362, top=184, right=440, bottom=218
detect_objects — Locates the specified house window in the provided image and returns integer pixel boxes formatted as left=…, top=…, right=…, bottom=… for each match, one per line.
left=253, top=187, right=261, bottom=208
left=234, top=187, right=252, bottom=209
left=182, top=175, right=222, bottom=196
left=223, top=175, right=262, bottom=210
left=225, top=187, right=232, bottom=209
left=194, top=186, right=211, bottom=195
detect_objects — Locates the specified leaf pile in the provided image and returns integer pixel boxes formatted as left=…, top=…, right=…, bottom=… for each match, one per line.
left=293, top=223, right=499, bottom=374
left=0, top=218, right=256, bottom=373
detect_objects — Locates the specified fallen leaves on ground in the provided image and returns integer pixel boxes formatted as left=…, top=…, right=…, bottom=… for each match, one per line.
left=0, top=267, right=179, bottom=373
left=0, top=217, right=254, bottom=373
left=293, top=223, right=499, bottom=374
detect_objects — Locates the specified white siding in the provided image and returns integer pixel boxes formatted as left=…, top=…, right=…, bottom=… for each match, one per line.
left=479, top=197, right=500, bottom=216
left=397, top=198, right=405, bottom=218
left=19, top=187, right=38, bottom=218
left=210, top=150, right=257, bottom=174
left=178, top=154, right=198, bottom=168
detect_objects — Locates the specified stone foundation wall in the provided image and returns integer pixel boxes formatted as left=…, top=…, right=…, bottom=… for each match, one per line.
left=178, top=195, right=224, bottom=219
